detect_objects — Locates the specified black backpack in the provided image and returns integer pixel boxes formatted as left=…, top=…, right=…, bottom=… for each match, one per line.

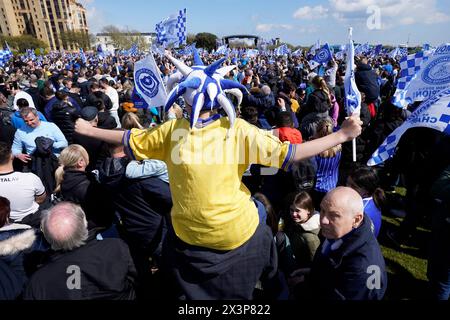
left=291, top=158, right=317, bottom=193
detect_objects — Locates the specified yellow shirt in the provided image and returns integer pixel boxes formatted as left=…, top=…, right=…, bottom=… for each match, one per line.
left=124, top=117, right=296, bottom=250
left=290, top=99, right=300, bottom=113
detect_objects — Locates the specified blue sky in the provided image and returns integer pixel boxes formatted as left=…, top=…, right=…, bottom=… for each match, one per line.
left=79, top=0, right=450, bottom=46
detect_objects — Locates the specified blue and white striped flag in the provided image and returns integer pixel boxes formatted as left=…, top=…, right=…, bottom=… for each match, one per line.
left=369, top=87, right=450, bottom=166
left=392, top=44, right=450, bottom=108
left=155, top=8, right=187, bottom=48
left=134, top=53, right=167, bottom=108
left=344, top=28, right=361, bottom=116
left=274, top=44, right=290, bottom=56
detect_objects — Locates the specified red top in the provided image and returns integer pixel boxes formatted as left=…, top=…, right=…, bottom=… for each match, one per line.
left=276, top=127, right=303, bottom=144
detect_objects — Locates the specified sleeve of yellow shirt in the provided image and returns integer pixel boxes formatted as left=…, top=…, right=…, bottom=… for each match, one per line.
left=244, top=125, right=297, bottom=171
left=123, top=122, right=172, bottom=161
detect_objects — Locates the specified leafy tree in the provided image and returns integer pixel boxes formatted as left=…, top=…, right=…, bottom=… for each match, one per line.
left=0, top=35, right=47, bottom=53
left=100, top=26, right=147, bottom=51
left=195, top=33, right=218, bottom=51
left=186, top=33, right=196, bottom=45
left=60, top=31, right=90, bottom=50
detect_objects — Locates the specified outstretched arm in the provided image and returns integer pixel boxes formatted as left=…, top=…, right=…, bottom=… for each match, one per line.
left=293, top=115, right=362, bottom=162
left=75, top=119, right=125, bottom=145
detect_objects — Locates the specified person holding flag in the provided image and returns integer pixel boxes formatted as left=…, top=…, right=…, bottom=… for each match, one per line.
left=74, top=50, right=363, bottom=300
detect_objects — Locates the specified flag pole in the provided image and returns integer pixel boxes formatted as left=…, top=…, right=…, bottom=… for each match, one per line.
left=347, top=27, right=360, bottom=163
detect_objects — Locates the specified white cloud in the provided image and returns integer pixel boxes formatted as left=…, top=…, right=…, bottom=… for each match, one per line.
left=77, top=0, right=107, bottom=34
left=256, top=24, right=293, bottom=32
left=293, top=5, right=329, bottom=19
left=297, top=26, right=319, bottom=34
left=328, top=0, right=449, bottom=27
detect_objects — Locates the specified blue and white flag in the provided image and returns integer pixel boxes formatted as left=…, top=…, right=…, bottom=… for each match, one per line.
left=354, top=44, right=363, bottom=55
left=309, top=39, right=321, bottom=56
left=151, top=44, right=166, bottom=56
left=274, top=44, right=290, bottom=56
left=80, top=48, right=87, bottom=64
left=389, top=47, right=408, bottom=59
left=392, top=51, right=430, bottom=108
left=335, top=50, right=345, bottom=61
left=372, top=44, right=383, bottom=57
left=129, top=43, right=139, bottom=56
left=308, top=43, right=333, bottom=70
left=399, top=47, right=408, bottom=57
left=344, top=28, right=361, bottom=116
left=25, top=49, right=36, bottom=61
left=392, top=44, right=450, bottom=108
left=216, top=45, right=229, bottom=55
left=3, top=42, right=13, bottom=59
left=246, top=49, right=259, bottom=58
left=97, top=44, right=106, bottom=59
left=388, top=47, right=400, bottom=59
left=292, top=48, right=303, bottom=57
left=369, top=87, right=450, bottom=166
left=155, top=8, right=187, bottom=48
left=134, top=53, right=167, bottom=108
left=0, top=50, right=11, bottom=67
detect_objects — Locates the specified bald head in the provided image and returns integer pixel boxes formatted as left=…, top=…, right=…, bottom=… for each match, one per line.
left=323, top=187, right=364, bottom=217
left=320, top=187, right=364, bottom=240
left=261, top=85, right=271, bottom=96
left=41, top=202, right=88, bottom=251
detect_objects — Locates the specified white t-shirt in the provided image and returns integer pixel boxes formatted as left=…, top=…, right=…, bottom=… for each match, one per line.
left=105, top=86, right=119, bottom=112
left=0, top=172, right=45, bottom=221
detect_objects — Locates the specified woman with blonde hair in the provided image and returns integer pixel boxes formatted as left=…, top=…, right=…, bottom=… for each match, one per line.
left=54, top=144, right=114, bottom=230
left=121, top=112, right=144, bottom=130
left=311, top=118, right=342, bottom=209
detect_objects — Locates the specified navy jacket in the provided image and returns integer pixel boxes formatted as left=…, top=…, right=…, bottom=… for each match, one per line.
left=99, top=157, right=172, bottom=254
left=24, top=237, right=137, bottom=300
left=307, top=215, right=387, bottom=300
left=355, top=63, right=380, bottom=103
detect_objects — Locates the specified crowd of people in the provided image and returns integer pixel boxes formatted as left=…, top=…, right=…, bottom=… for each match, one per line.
left=0, top=46, right=449, bottom=301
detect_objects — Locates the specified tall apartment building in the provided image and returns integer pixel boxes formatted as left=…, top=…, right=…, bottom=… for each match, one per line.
left=0, top=0, right=88, bottom=50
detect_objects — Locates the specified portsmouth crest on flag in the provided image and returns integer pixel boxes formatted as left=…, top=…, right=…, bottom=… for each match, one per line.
left=134, top=54, right=167, bottom=108
left=369, top=87, right=450, bottom=166
left=392, top=44, right=450, bottom=108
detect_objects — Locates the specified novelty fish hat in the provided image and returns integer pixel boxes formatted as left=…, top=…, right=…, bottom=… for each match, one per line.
left=164, top=48, right=247, bottom=129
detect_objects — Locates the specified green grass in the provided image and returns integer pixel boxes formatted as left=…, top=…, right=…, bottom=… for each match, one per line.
left=381, top=246, right=428, bottom=281
left=379, top=215, right=430, bottom=299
